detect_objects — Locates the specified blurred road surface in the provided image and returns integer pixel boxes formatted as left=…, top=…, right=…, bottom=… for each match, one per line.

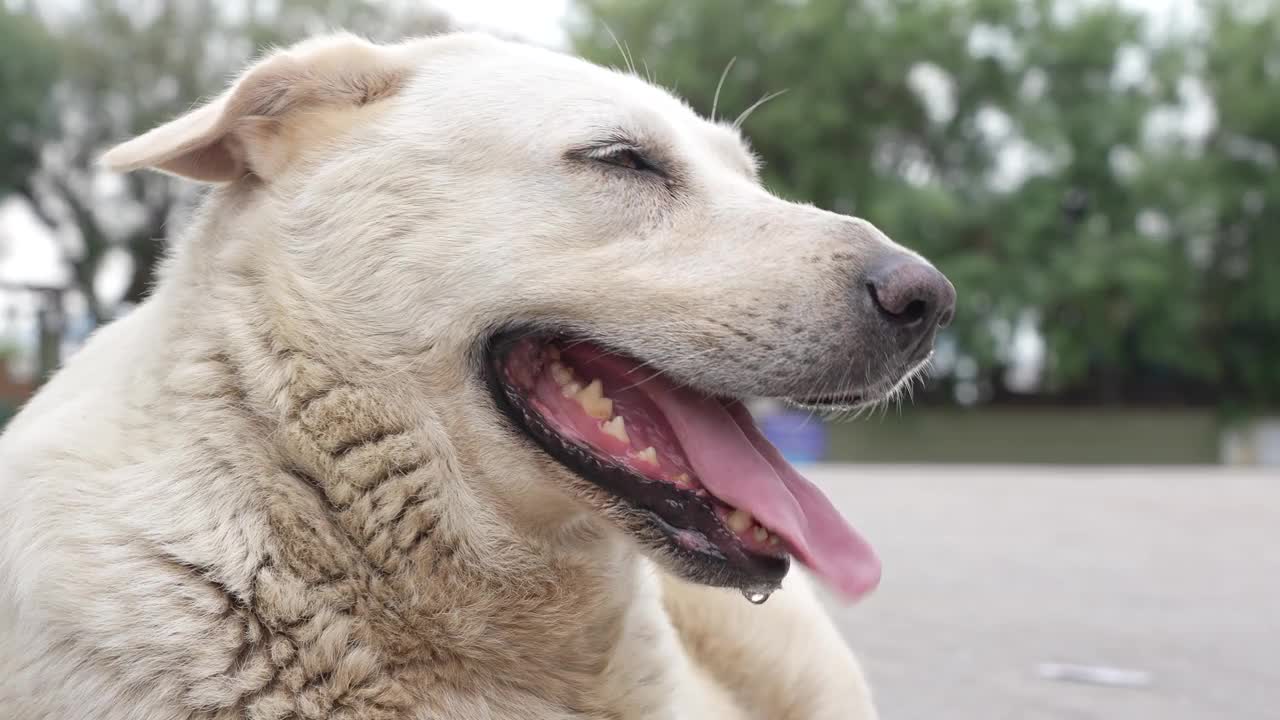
left=808, top=465, right=1278, bottom=720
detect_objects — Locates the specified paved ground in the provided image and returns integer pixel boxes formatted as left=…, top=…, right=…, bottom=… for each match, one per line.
left=807, top=465, right=1278, bottom=720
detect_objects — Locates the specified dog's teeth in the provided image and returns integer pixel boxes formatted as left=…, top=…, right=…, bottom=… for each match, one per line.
left=672, top=473, right=691, bottom=486
left=550, top=361, right=574, bottom=386
left=576, top=379, right=613, bottom=419
left=726, top=510, right=753, bottom=534
left=633, top=446, right=658, bottom=466
left=588, top=399, right=614, bottom=419
left=767, top=535, right=781, bottom=547
left=601, top=416, right=629, bottom=443
left=561, top=381, right=583, bottom=398
left=753, top=526, right=768, bottom=543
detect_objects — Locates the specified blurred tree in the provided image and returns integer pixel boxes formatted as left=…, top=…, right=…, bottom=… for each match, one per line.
left=9, top=0, right=450, bottom=330
left=569, top=0, right=1257, bottom=407
left=0, top=4, right=59, bottom=200
left=1174, top=0, right=1280, bottom=410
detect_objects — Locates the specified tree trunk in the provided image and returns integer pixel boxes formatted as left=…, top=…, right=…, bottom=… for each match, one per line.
left=122, top=233, right=164, bottom=307
left=35, top=288, right=64, bottom=380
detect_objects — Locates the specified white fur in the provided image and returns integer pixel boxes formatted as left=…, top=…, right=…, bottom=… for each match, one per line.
left=0, top=33, right=887, bottom=719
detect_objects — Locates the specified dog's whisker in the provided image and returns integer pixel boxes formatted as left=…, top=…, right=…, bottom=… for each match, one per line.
left=623, top=40, right=638, bottom=76
left=712, top=56, right=737, bottom=122
left=732, top=89, right=789, bottom=129
left=614, top=370, right=667, bottom=394
left=601, top=23, right=632, bottom=76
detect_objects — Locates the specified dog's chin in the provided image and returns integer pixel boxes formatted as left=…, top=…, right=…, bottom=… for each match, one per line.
left=784, top=358, right=931, bottom=414
left=483, top=330, right=791, bottom=596
left=613, top=499, right=791, bottom=597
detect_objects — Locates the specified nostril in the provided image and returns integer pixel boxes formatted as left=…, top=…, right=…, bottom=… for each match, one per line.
left=867, top=282, right=928, bottom=326
left=866, top=255, right=957, bottom=331
left=900, top=299, right=928, bottom=325
left=937, top=306, right=955, bottom=328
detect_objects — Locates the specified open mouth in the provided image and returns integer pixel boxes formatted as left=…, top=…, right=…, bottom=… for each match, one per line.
left=484, top=331, right=881, bottom=601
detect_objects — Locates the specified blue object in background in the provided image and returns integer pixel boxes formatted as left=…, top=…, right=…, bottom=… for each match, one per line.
left=758, top=410, right=827, bottom=463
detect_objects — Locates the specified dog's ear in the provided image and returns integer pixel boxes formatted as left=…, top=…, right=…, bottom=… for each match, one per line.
left=101, top=33, right=412, bottom=183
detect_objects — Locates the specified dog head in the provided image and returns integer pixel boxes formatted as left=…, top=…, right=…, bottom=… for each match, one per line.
left=105, top=33, right=955, bottom=601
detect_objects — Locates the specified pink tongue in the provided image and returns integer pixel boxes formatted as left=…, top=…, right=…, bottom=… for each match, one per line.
left=644, top=388, right=881, bottom=602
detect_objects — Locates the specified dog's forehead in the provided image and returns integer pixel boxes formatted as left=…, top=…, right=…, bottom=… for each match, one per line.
left=401, top=33, right=757, bottom=174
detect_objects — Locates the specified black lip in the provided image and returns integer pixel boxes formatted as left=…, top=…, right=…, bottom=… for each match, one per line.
left=789, top=392, right=866, bottom=408
left=482, top=329, right=788, bottom=594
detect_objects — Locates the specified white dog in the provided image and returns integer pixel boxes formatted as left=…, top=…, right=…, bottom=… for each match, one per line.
left=0, top=32, right=954, bottom=719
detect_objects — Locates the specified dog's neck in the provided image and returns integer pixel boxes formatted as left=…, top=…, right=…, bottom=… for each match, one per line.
left=146, top=199, right=676, bottom=713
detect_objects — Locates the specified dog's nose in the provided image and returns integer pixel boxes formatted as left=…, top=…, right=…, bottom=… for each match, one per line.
left=866, top=254, right=957, bottom=333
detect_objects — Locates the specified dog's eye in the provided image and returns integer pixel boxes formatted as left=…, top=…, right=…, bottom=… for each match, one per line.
left=596, top=148, right=657, bottom=174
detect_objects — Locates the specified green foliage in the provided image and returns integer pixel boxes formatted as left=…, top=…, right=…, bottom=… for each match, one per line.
left=1180, top=1, right=1280, bottom=410
left=0, top=6, right=59, bottom=196
left=571, top=0, right=1279, bottom=409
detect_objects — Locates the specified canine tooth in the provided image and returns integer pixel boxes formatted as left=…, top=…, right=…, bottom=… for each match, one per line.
left=601, top=416, right=629, bottom=443
left=561, top=381, right=583, bottom=398
left=634, top=446, right=658, bottom=466
left=576, top=379, right=613, bottom=419
left=753, top=526, right=768, bottom=543
left=583, top=399, right=614, bottom=419
left=580, top=378, right=602, bottom=397
left=726, top=510, right=753, bottom=534
left=672, top=473, right=691, bottom=486
left=767, top=535, right=780, bottom=546
left=550, top=361, right=574, bottom=386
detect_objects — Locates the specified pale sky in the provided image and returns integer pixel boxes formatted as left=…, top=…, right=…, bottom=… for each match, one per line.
left=435, top=0, right=570, bottom=47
